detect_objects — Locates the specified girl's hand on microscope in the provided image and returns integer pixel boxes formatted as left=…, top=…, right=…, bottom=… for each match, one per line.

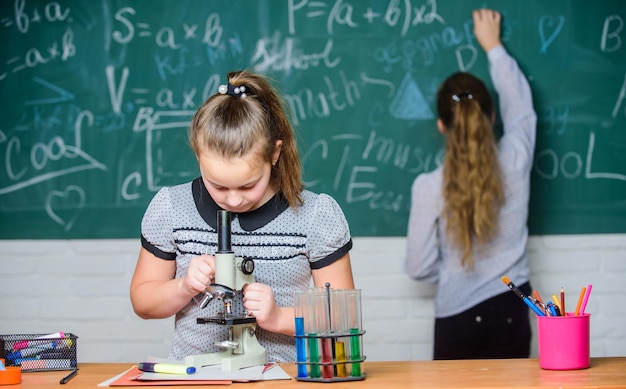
left=183, top=254, right=216, bottom=296
left=242, top=283, right=284, bottom=332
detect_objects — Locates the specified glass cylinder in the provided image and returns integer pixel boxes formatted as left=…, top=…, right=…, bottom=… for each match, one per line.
left=346, top=289, right=363, bottom=377
left=294, top=289, right=308, bottom=378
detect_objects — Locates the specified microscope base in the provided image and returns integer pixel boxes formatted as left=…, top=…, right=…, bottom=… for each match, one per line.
left=185, top=348, right=266, bottom=371
left=185, top=325, right=267, bottom=371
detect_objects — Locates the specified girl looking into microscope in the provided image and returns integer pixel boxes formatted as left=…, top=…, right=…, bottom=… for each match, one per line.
left=130, top=70, right=355, bottom=362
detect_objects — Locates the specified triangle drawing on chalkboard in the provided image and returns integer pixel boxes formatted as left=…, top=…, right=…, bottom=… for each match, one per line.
left=389, top=72, right=433, bottom=120
left=25, top=77, right=75, bottom=106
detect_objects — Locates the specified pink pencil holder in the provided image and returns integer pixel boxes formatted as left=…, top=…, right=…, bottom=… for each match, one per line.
left=536, top=313, right=590, bottom=370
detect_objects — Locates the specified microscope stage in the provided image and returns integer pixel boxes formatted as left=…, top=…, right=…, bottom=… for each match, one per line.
left=197, top=316, right=257, bottom=325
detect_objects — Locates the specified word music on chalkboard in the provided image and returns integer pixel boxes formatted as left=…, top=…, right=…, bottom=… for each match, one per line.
left=1, top=0, right=625, bottom=239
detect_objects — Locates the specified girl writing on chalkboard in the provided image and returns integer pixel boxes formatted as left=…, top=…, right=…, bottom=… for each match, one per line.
left=405, top=9, right=537, bottom=359
left=130, top=70, right=355, bottom=362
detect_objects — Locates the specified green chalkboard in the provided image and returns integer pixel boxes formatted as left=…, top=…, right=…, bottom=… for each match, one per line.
left=1, top=0, right=625, bottom=238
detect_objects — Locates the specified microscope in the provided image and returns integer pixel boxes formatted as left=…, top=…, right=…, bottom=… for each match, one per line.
left=184, top=210, right=267, bottom=370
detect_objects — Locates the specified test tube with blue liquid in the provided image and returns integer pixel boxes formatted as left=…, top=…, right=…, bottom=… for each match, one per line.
left=294, top=290, right=307, bottom=378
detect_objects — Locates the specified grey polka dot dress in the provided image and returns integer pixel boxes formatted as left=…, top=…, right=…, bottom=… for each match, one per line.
left=141, top=178, right=352, bottom=362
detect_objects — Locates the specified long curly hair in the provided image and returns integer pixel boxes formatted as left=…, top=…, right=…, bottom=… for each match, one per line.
left=189, top=70, right=303, bottom=208
left=436, top=72, right=504, bottom=269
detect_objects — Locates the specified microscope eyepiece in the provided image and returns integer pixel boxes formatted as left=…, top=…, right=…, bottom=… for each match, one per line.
left=217, top=210, right=233, bottom=253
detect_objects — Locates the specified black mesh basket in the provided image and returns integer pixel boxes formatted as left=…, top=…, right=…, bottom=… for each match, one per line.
left=0, top=333, right=77, bottom=372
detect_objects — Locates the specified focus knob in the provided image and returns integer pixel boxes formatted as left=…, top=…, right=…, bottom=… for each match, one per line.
left=240, top=257, right=255, bottom=275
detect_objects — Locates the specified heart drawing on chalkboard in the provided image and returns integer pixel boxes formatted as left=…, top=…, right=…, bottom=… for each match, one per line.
left=539, top=15, right=565, bottom=53
left=45, top=185, right=86, bottom=232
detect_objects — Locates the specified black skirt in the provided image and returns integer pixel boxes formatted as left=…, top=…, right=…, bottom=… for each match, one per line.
left=433, top=282, right=532, bottom=360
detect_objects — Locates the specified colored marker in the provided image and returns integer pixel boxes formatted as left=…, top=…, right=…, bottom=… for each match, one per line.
left=501, top=276, right=545, bottom=316
left=0, top=358, right=5, bottom=371
left=60, top=368, right=78, bottom=384
left=527, top=295, right=546, bottom=315
left=12, top=332, right=65, bottom=351
left=39, top=349, right=76, bottom=359
left=11, top=356, right=41, bottom=365
left=137, top=362, right=196, bottom=375
left=551, top=294, right=560, bottom=308
left=546, top=302, right=558, bottom=317
left=580, top=284, right=593, bottom=315
left=531, top=291, right=547, bottom=315
left=574, top=286, right=587, bottom=316
left=7, top=340, right=72, bottom=361
left=532, top=290, right=544, bottom=305
left=560, top=287, right=565, bottom=315
left=21, top=358, right=74, bottom=370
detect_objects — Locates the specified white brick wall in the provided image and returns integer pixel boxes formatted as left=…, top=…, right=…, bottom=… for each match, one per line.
left=1, top=234, right=625, bottom=362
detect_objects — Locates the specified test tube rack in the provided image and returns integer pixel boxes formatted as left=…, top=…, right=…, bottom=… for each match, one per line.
left=294, top=284, right=366, bottom=382
left=294, top=330, right=366, bottom=382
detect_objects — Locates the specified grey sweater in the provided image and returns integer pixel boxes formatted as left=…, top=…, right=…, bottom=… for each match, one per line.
left=404, top=45, right=537, bottom=318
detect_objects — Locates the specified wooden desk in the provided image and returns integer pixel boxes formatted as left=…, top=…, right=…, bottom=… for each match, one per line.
left=13, top=358, right=626, bottom=388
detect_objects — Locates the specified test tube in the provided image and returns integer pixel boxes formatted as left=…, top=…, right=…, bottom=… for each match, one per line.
left=346, top=289, right=363, bottom=377
left=294, top=289, right=308, bottom=378
left=317, top=287, right=333, bottom=379
left=332, top=289, right=348, bottom=377
left=305, top=289, right=321, bottom=378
